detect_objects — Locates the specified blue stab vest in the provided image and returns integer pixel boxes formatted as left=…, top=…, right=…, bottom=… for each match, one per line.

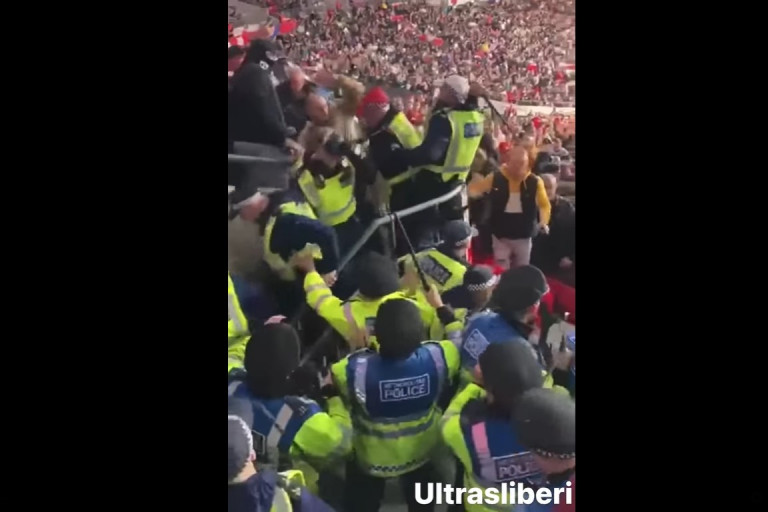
left=460, top=312, right=541, bottom=370
left=461, top=401, right=545, bottom=489
left=228, top=380, right=321, bottom=465
left=461, top=401, right=573, bottom=512
left=346, top=344, right=446, bottom=419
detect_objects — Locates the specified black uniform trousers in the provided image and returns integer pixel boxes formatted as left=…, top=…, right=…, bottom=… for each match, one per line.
left=344, top=459, right=437, bottom=512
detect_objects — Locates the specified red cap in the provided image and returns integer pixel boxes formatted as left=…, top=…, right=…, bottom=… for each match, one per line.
left=498, top=141, right=511, bottom=154
left=357, top=86, right=390, bottom=117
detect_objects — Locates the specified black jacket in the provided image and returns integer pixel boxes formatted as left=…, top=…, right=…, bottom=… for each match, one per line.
left=276, top=81, right=308, bottom=138
left=367, top=107, right=410, bottom=182
left=531, top=195, right=575, bottom=273
left=489, top=172, right=540, bottom=240
left=228, top=61, right=289, bottom=148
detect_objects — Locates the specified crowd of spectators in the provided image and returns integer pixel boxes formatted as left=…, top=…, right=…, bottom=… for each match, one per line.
left=228, top=6, right=576, bottom=511
left=266, top=0, right=575, bottom=106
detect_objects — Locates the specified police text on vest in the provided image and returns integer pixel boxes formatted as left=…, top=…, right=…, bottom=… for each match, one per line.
left=379, top=374, right=431, bottom=402
left=494, top=453, right=541, bottom=481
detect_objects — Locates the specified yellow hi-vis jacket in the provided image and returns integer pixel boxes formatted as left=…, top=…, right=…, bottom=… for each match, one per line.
left=399, top=248, right=468, bottom=295
left=297, top=158, right=357, bottom=227
left=424, top=109, right=486, bottom=183
left=229, top=273, right=249, bottom=341
left=385, top=111, right=424, bottom=186
left=268, top=470, right=306, bottom=512
left=263, top=202, right=323, bottom=281
left=228, top=273, right=250, bottom=373
left=332, top=336, right=462, bottom=478
left=303, top=270, right=440, bottom=351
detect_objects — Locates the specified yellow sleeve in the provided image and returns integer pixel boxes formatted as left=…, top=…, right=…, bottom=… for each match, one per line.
left=441, top=414, right=473, bottom=471
left=409, top=296, right=440, bottom=340
left=228, top=335, right=250, bottom=370
left=438, top=339, right=462, bottom=381
left=443, top=382, right=486, bottom=423
left=326, top=396, right=352, bottom=430
left=331, top=358, right=350, bottom=403
left=304, top=271, right=352, bottom=340
left=292, top=408, right=352, bottom=463
left=535, top=176, right=552, bottom=225
left=468, top=173, right=494, bottom=199
left=540, top=371, right=570, bottom=397
left=443, top=318, right=464, bottom=348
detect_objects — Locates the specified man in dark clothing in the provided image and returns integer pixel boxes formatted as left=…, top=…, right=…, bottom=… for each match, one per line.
left=360, top=87, right=423, bottom=209
left=228, top=40, right=302, bottom=213
left=228, top=39, right=292, bottom=149
left=532, top=173, right=575, bottom=287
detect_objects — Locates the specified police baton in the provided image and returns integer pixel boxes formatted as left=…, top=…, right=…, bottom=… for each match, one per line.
left=482, top=95, right=509, bottom=125
left=391, top=212, right=430, bottom=293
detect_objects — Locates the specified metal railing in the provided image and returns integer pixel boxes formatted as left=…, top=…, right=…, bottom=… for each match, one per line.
left=293, top=182, right=465, bottom=358
left=337, top=184, right=464, bottom=272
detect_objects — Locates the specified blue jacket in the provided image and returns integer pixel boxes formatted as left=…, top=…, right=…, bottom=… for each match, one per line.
left=460, top=311, right=542, bottom=370
left=228, top=471, right=334, bottom=512
left=270, top=212, right=339, bottom=275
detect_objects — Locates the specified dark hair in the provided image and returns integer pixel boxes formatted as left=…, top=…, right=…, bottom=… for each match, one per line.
left=244, top=324, right=301, bottom=399
left=376, top=299, right=424, bottom=359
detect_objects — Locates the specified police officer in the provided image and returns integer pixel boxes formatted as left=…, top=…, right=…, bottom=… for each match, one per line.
left=297, top=251, right=442, bottom=351
left=228, top=397, right=336, bottom=512
left=441, top=265, right=498, bottom=322
left=458, top=265, right=551, bottom=386
left=228, top=323, right=352, bottom=474
left=330, top=294, right=463, bottom=512
left=400, top=220, right=476, bottom=296
left=440, top=342, right=546, bottom=512
left=391, top=76, right=487, bottom=250
left=513, top=388, right=576, bottom=512
left=238, top=190, right=339, bottom=316
left=296, top=129, right=377, bottom=256
left=357, top=86, right=424, bottom=211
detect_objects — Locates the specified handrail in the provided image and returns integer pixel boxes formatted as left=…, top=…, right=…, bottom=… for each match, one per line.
left=228, top=154, right=294, bottom=164
left=293, top=183, right=466, bottom=355
left=337, top=184, right=464, bottom=272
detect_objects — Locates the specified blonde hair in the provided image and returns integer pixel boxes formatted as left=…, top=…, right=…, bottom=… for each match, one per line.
left=302, top=126, right=336, bottom=155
